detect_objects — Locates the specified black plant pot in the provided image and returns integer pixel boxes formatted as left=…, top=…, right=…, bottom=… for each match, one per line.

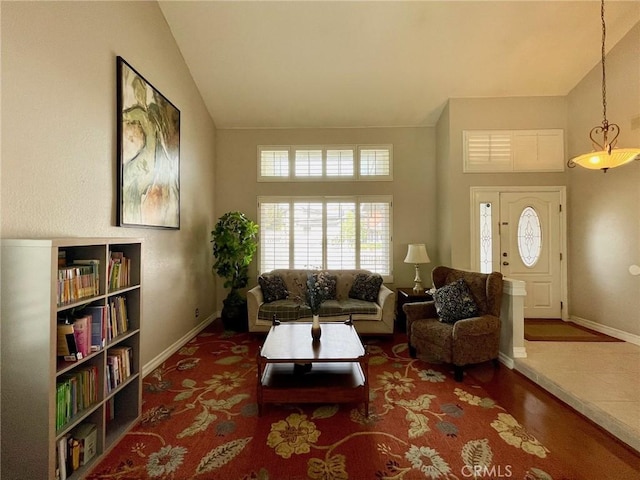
left=221, top=294, right=248, bottom=332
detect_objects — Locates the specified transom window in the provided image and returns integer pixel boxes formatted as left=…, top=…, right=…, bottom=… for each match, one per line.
left=258, top=196, right=393, bottom=281
left=258, top=145, right=392, bottom=181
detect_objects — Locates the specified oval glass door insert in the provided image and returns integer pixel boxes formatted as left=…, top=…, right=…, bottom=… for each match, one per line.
left=517, top=206, right=542, bottom=267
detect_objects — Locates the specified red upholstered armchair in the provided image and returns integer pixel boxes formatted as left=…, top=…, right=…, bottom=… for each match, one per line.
left=403, top=266, right=503, bottom=381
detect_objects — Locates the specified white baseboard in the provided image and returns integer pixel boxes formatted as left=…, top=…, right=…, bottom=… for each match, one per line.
left=142, top=314, right=216, bottom=377
left=498, top=352, right=514, bottom=369
left=570, top=315, right=640, bottom=346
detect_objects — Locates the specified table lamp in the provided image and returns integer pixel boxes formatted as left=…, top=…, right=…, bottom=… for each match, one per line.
left=404, top=243, right=430, bottom=293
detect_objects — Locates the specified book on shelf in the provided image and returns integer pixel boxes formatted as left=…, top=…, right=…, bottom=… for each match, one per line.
left=72, top=315, right=92, bottom=359
left=72, top=422, right=97, bottom=466
left=108, top=295, right=129, bottom=339
left=57, top=322, right=80, bottom=361
left=56, top=366, right=99, bottom=430
left=57, top=436, right=68, bottom=480
left=72, top=259, right=100, bottom=296
left=106, top=346, right=133, bottom=391
left=85, top=305, right=107, bottom=352
left=108, top=251, right=131, bottom=291
left=57, top=261, right=99, bottom=305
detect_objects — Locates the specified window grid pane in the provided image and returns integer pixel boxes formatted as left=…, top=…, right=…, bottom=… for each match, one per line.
left=260, top=149, right=289, bottom=177
left=359, top=202, right=390, bottom=275
left=295, top=150, right=323, bottom=177
left=259, top=203, right=290, bottom=271
left=326, top=149, right=354, bottom=177
left=326, top=202, right=356, bottom=269
left=360, top=149, right=390, bottom=176
left=293, top=202, right=324, bottom=269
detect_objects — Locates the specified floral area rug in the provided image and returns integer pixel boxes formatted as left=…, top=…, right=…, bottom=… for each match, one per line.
left=87, top=323, right=570, bottom=480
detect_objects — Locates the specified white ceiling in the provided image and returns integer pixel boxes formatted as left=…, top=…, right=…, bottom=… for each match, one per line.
left=158, top=1, right=640, bottom=129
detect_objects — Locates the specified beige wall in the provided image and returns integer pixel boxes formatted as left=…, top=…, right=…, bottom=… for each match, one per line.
left=215, top=127, right=436, bottom=309
left=566, top=23, right=640, bottom=336
left=1, top=1, right=217, bottom=366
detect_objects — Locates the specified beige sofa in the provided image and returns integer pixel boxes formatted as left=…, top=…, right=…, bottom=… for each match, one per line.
left=247, top=269, right=395, bottom=334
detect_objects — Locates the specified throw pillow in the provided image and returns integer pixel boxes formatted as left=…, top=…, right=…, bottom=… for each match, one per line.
left=432, top=278, right=480, bottom=324
left=258, top=274, right=288, bottom=303
left=314, top=272, right=337, bottom=300
left=349, top=273, right=383, bottom=302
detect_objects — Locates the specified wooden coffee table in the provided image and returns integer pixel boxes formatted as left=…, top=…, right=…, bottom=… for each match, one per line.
left=256, top=319, right=369, bottom=416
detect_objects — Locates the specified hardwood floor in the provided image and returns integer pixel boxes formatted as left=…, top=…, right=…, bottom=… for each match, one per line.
left=465, top=361, right=640, bottom=480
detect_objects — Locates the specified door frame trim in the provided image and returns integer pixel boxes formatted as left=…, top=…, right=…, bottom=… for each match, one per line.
left=470, top=186, right=568, bottom=320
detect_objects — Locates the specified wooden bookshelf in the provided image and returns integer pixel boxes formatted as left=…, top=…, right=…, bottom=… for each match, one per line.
left=1, top=238, right=142, bottom=480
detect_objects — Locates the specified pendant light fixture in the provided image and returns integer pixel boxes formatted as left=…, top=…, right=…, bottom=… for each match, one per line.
left=567, top=0, right=640, bottom=172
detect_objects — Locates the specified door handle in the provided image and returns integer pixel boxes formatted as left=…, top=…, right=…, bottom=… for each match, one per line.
left=502, top=261, right=509, bottom=266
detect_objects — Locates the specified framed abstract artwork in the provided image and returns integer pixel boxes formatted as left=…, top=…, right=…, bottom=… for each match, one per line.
left=117, top=56, right=180, bottom=229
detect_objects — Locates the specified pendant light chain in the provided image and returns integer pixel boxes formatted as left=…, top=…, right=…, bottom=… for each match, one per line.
left=600, top=0, right=608, bottom=126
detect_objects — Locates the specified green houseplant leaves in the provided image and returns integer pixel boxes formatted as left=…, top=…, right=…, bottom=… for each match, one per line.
left=211, top=212, right=259, bottom=331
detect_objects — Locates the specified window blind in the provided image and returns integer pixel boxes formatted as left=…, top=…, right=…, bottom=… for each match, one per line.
left=258, top=196, right=392, bottom=280
left=359, top=147, right=391, bottom=177
left=259, top=147, right=289, bottom=178
left=294, top=149, right=323, bottom=177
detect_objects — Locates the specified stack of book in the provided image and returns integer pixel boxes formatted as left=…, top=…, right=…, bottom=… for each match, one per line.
left=106, top=346, right=133, bottom=392
left=55, top=366, right=99, bottom=430
left=108, top=251, right=131, bottom=291
left=56, top=315, right=92, bottom=361
left=57, top=259, right=99, bottom=305
left=108, top=295, right=129, bottom=340
left=56, top=422, right=97, bottom=480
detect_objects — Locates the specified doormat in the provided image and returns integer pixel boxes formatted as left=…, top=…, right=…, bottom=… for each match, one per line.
left=524, top=319, right=623, bottom=342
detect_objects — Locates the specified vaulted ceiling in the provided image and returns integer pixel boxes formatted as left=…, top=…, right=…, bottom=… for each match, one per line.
left=158, top=1, right=640, bottom=129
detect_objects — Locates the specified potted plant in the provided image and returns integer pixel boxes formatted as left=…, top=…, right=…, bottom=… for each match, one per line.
left=211, top=211, right=259, bottom=331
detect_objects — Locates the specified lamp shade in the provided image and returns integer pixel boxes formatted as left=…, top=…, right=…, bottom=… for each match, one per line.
left=570, top=148, right=640, bottom=172
left=404, top=244, right=430, bottom=264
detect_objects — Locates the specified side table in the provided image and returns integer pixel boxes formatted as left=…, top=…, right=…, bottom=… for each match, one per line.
left=395, top=287, right=433, bottom=333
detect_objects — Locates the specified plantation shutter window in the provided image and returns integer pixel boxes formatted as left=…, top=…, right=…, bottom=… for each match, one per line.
left=326, top=201, right=356, bottom=269
left=258, top=145, right=392, bottom=181
left=259, top=147, right=290, bottom=179
left=359, top=201, right=391, bottom=275
left=294, top=149, right=323, bottom=177
left=358, top=146, right=392, bottom=179
left=326, top=149, right=355, bottom=177
left=463, top=130, right=564, bottom=172
left=258, top=196, right=393, bottom=281
left=258, top=202, right=291, bottom=272
left=463, top=131, right=513, bottom=172
left=293, top=201, right=324, bottom=269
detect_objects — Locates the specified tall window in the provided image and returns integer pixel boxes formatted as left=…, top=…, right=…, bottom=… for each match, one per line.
left=258, top=196, right=393, bottom=280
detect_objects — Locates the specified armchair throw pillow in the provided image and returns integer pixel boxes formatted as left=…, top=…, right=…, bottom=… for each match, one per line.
left=258, top=274, right=288, bottom=303
left=349, top=273, right=383, bottom=302
left=433, top=278, right=480, bottom=324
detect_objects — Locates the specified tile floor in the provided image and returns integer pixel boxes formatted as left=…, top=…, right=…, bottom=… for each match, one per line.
left=515, top=340, right=640, bottom=453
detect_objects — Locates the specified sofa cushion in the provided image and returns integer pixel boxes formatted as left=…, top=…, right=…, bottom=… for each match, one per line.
left=349, top=273, right=383, bottom=302
left=432, top=278, right=480, bottom=324
left=258, top=298, right=379, bottom=322
left=258, top=274, right=288, bottom=303
left=258, top=299, right=306, bottom=321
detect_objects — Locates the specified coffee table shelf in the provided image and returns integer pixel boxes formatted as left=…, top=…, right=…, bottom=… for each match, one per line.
left=257, top=322, right=369, bottom=416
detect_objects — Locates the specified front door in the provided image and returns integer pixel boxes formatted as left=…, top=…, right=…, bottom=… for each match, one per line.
left=471, top=187, right=565, bottom=319
left=499, top=192, right=562, bottom=318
